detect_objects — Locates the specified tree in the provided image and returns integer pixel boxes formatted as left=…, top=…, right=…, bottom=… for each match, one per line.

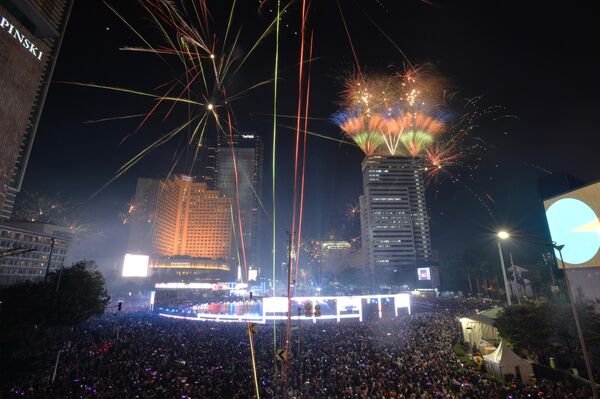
left=45, top=260, right=110, bottom=326
left=550, top=300, right=600, bottom=369
left=494, top=301, right=555, bottom=358
left=495, top=299, right=600, bottom=370
left=0, top=260, right=110, bottom=380
left=0, top=260, right=109, bottom=330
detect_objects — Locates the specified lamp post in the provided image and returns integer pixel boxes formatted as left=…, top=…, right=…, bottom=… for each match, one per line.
left=496, top=231, right=512, bottom=306
left=555, top=245, right=598, bottom=399
left=44, top=237, right=56, bottom=283
left=497, top=230, right=598, bottom=398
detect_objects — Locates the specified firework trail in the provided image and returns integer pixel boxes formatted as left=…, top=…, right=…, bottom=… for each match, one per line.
left=67, top=3, right=289, bottom=393
left=65, top=0, right=286, bottom=200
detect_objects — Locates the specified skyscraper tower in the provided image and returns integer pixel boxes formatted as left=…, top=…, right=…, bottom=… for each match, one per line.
left=216, top=134, right=263, bottom=270
left=128, top=175, right=232, bottom=261
left=0, top=0, right=73, bottom=219
left=359, top=156, right=432, bottom=286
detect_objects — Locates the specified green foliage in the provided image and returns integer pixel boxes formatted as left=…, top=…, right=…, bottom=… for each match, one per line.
left=0, top=260, right=110, bottom=380
left=0, top=260, right=109, bottom=330
left=439, top=246, right=500, bottom=293
left=495, top=301, right=554, bottom=354
left=495, top=299, right=600, bottom=367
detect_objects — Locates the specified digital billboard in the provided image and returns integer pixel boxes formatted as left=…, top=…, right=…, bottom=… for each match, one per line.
left=544, top=181, right=600, bottom=269
left=417, top=267, right=431, bottom=280
left=122, top=254, right=149, bottom=277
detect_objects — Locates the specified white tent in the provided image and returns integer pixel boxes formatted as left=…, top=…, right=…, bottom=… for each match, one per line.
left=483, top=340, right=534, bottom=384
left=459, top=314, right=500, bottom=346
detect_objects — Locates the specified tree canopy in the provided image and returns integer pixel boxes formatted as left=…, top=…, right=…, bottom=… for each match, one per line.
left=0, top=260, right=110, bottom=380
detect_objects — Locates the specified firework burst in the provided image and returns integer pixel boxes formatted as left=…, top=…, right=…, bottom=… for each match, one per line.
left=14, top=192, right=64, bottom=223
left=333, top=66, right=446, bottom=157
left=345, top=202, right=360, bottom=221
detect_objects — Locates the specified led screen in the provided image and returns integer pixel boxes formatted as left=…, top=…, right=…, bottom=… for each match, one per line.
left=544, top=182, right=600, bottom=268
left=122, top=254, right=149, bottom=277
left=417, top=267, right=431, bottom=280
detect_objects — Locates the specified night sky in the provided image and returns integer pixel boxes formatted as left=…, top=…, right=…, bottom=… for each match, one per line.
left=22, top=0, right=600, bottom=276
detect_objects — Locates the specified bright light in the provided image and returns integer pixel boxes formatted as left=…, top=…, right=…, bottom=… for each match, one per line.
left=210, top=54, right=215, bottom=59
left=248, top=268, right=258, bottom=281
left=122, top=254, right=149, bottom=277
left=497, top=231, right=510, bottom=240
left=417, top=267, right=431, bottom=281
left=207, top=103, right=214, bottom=110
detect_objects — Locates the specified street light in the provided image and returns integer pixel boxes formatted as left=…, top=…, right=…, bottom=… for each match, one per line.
left=497, top=231, right=510, bottom=240
left=555, top=244, right=598, bottom=399
left=496, top=231, right=512, bottom=306
left=499, top=231, right=598, bottom=398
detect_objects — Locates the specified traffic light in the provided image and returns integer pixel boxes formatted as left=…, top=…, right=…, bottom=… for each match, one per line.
left=304, top=301, right=313, bottom=317
left=117, top=301, right=123, bottom=311
left=249, top=291, right=253, bottom=300
left=314, top=304, right=321, bottom=317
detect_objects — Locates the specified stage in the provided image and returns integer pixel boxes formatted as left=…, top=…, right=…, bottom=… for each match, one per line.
left=156, top=293, right=411, bottom=323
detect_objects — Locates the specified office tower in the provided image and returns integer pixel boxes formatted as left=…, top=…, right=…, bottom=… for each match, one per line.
left=216, top=133, right=263, bottom=269
left=127, top=178, right=162, bottom=255
left=128, top=175, right=232, bottom=261
left=0, top=0, right=73, bottom=219
left=192, top=141, right=218, bottom=189
left=360, top=156, right=431, bottom=286
left=0, top=221, right=72, bottom=285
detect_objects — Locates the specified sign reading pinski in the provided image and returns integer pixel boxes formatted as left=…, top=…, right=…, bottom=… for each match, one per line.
left=1, top=16, right=44, bottom=60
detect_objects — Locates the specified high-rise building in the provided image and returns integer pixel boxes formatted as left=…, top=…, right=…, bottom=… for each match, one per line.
left=127, top=178, right=161, bottom=255
left=0, top=0, right=73, bottom=220
left=359, top=156, right=432, bottom=286
left=0, top=222, right=73, bottom=285
left=129, top=175, right=232, bottom=259
left=216, top=133, right=263, bottom=269
left=192, top=141, right=218, bottom=189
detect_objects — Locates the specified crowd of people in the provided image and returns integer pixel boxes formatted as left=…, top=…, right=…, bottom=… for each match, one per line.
left=1, top=297, right=592, bottom=398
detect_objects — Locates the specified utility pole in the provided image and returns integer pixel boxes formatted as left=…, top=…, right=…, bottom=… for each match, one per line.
left=284, top=231, right=294, bottom=398
left=44, top=238, right=56, bottom=283
left=497, top=241, right=512, bottom=306
left=557, top=247, right=598, bottom=399
left=509, top=253, right=521, bottom=305
left=55, top=258, right=65, bottom=292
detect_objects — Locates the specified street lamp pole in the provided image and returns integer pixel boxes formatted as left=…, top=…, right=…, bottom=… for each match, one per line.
left=556, top=246, right=598, bottom=399
left=496, top=240, right=512, bottom=306
left=44, top=237, right=56, bottom=283
left=509, top=252, right=521, bottom=305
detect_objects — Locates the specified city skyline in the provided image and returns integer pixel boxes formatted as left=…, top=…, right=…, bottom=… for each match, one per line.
left=2, top=2, right=600, bottom=397
left=5, top=0, right=600, bottom=282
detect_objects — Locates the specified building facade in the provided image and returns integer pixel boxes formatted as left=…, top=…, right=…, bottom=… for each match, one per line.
left=0, top=222, right=72, bottom=285
left=127, top=178, right=161, bottom=255
left=216, top=134, right=263, bottom=269
left=360, top=156, right=432, bottom=286
left=0, top=0, right=73, bottom=220
left=127, top=175, right=232, bottom=281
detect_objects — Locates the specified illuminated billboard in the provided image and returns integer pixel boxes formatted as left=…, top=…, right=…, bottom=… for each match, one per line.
left=544, top=181, right=600, bottom=268
left=248, top=268, right=258, bottom=281
left=417, top=267, right=431, bottom=281
left=122, top=254, right=149, bottom=277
